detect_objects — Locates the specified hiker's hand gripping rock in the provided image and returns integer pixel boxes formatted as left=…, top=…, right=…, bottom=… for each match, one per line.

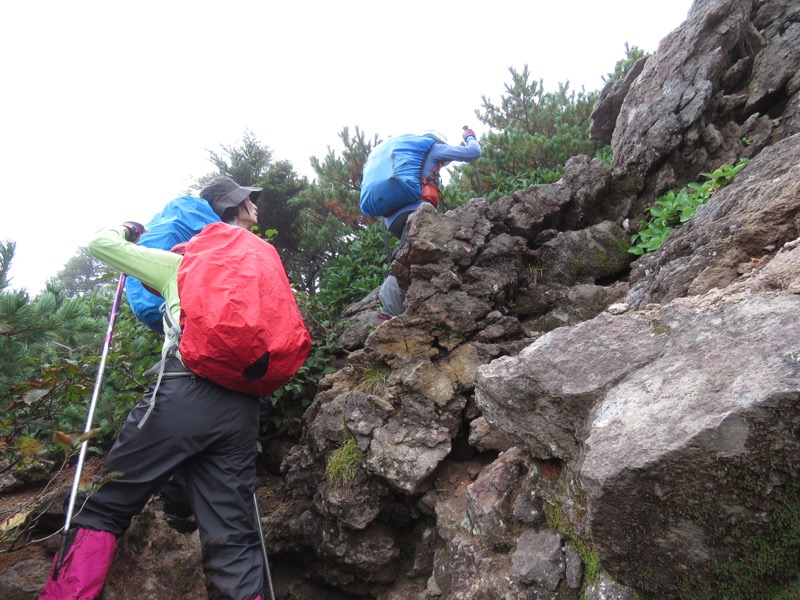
left=122, top=221, right=146, bottom=243
left=462, top=126, right=477, bottom=144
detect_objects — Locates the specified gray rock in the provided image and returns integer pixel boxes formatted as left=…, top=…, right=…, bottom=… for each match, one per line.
left=510, top=529, right=564, bottom=591
left=0, top=559, right=51, bottom=600
left=583, top=572, right=637, bottom=600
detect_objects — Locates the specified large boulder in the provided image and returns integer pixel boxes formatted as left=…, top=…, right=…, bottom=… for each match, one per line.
left=476, top=230, right=800, bottom=597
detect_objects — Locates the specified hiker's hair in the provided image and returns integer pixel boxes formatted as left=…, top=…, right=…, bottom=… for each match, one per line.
left=221, top=202, right=244, bottom=224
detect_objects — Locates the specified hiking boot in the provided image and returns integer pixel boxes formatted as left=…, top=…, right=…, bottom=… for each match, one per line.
left=163, top=511, right=198, bottom=534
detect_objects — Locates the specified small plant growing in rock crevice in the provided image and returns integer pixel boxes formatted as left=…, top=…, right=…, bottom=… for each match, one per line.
left=325, top=433, right=364, bottom=489
left=629, top=158, right=749, bottom=256
left=543, top=492, right=603, bottom=587
left=527, top=264, right=546, bottom=285
left=357, top=362, right=390, bottom=396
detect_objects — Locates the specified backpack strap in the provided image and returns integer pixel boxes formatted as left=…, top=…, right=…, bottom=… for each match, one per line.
left=419, top=141, right=439, bottom=186
left=419, top=140, right=443, bottom=209
left=137, top=303, right=182, bottom=429
left=421, top=163, right=442, bottom=187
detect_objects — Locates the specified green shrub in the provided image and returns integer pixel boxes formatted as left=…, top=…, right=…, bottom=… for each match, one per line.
left=268, top=293, right=340, bottom=436
left=0, top=269, right=179, bottom=477
left=315, top=222, right=392, bottom=316
left=481, top=166, right=564, bottom=202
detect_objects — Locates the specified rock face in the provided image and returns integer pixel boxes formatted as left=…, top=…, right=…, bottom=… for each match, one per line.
left=6, top=1, right=800, bottom=598
left=604, top=0, right=800, bottom=218
left=271, top=0, right=800, bottom=594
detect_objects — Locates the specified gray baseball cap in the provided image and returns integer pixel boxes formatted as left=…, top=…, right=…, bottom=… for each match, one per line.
left=199, top=176, right=263, bottom=218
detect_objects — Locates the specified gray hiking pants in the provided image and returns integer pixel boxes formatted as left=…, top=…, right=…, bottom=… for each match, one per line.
left=379, top=275, right=406, bottom=317
left=73, top=374, right=263, bottom=600
left=380, top=210, right=414, bottom=317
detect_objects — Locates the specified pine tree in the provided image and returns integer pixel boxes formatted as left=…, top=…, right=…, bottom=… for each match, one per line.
left=0, top=242, right=99, bottom=397
left=477, top=65, right=602, bottom=169
left=202, top=129, right=274, bottom=187
left=603, top=42, right=646, bottom=84
left=0, top=239, right=101, bottom=457
left=290, top=126, right=381, bottom=294
left=446, top=65, right=609, bottom=205
left=197, top=131, right=309, bottom=287
left=49, top=247, right=115, bottom=297
left=1, top=243, right=163, bottom=474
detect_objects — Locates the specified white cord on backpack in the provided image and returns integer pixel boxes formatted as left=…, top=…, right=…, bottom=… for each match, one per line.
left=138, top=303, right=182, bottom=429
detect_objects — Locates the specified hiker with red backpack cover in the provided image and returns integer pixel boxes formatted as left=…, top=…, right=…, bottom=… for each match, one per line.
left=369, top=128, right=481, bottom=320
left=134, top=185, right=267, bottom=533
left=40, top=177, right=309, bottom=600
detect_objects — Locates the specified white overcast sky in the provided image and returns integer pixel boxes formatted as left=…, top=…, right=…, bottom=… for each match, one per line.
left=1, top=0, right=693, bottom=295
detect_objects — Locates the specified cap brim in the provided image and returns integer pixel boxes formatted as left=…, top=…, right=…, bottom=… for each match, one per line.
left=243, top=186, right=263, bottom=202
left=214, top=186, right=263, bottom=214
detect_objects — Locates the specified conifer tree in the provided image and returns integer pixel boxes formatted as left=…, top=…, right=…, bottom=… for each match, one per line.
left=1, top=241, right=164, bottom=475
left=202, top=129, right=274, bottom=188
left=49, top=247, right=115, bottom=297
left=290, top=126, right=381, bottom=294
left=197, top=131, right=309, bottom=286
left=0, top=241, right=98, bottom=398
left=476, top=65, right=602, bottom=171
left=603, top=42, right=646, bottom=84
left=445, top=64, right=612, bottom=205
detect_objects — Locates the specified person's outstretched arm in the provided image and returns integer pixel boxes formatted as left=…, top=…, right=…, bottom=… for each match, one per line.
left=88, top=225, right=182, bottom=320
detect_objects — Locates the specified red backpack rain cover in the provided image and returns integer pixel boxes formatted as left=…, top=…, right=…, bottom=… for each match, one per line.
left=176, top=222, right=311, bottom=396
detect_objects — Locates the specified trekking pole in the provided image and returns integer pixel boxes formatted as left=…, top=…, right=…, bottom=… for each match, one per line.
left=472, top=163, right=484, bottom=199
left=53, top=273, right=127, bottom=579
left=253, top=492, right=277, bottom=600
left=462, top=125, right=485, bottom=199
left=381, top=219, right=392, bottom=266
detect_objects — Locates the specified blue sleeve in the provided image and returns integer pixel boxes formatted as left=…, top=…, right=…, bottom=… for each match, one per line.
left=427, top=138, right=482, bottom=164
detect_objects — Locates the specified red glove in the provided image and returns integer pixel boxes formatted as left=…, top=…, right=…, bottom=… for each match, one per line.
left=462, top=127, right=477, bottom=144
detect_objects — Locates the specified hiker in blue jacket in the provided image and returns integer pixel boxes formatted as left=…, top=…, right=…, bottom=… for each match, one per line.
left=379, top=128, right=482, bottom=320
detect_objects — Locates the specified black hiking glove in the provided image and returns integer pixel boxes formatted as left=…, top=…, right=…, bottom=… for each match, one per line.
left=122, top=221, right=146, bottom=243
